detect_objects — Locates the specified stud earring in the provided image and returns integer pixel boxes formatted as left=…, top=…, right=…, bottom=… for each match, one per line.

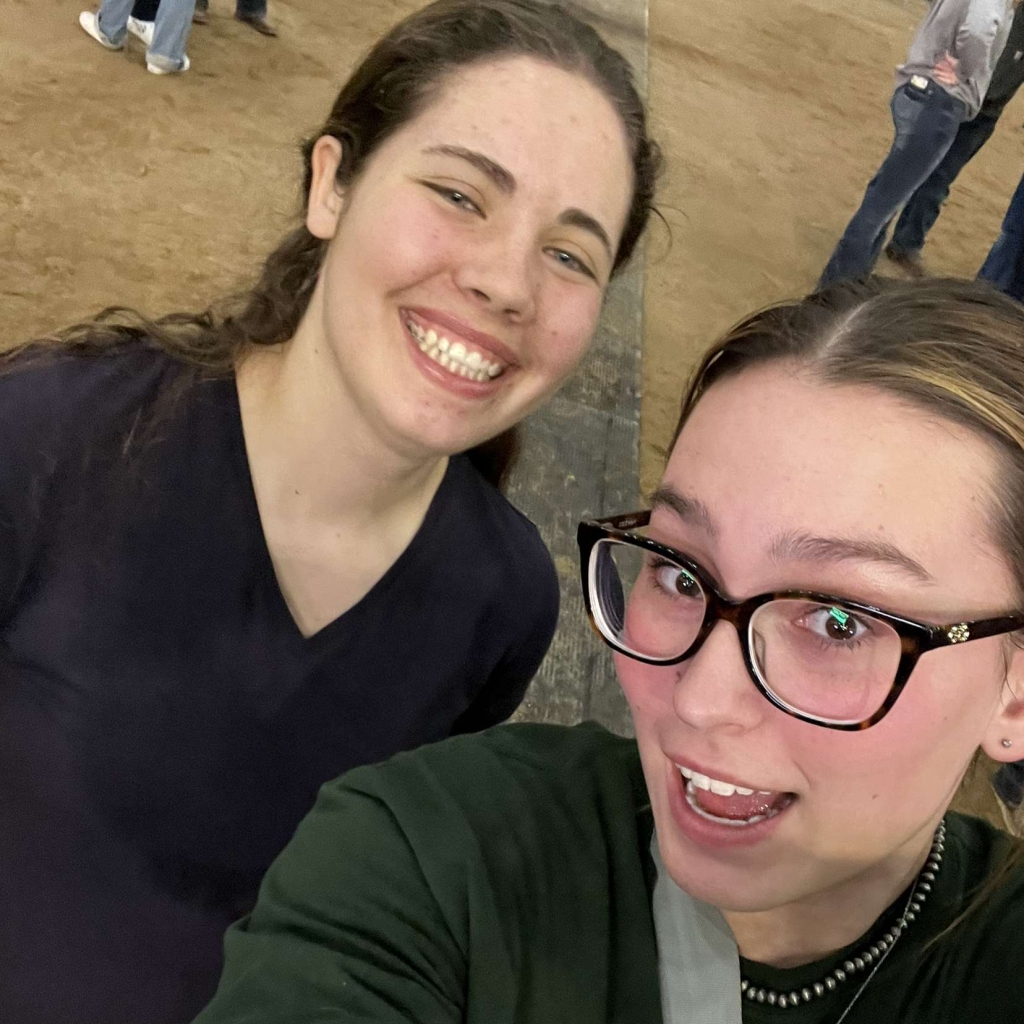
left=1002, top=739, right=1014, bottom=749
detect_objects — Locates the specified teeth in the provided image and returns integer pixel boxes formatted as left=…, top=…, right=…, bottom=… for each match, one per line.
left=684, top=781, right=784, bottom=827
left=678, top=764, right=760, bottom=798
left=406, top=319, right=506, bottom=383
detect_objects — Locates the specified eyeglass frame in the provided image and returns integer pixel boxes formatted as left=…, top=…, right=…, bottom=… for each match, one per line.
left=577, top=510, right=1024, bottom=731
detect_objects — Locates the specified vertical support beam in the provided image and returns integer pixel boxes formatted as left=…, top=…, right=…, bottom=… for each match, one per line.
left=507, top=0, right=649, bottom=736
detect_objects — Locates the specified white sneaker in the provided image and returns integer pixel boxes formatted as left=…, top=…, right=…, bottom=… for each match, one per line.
left=127, top=16, right=155, bottom=48
left=78, top=10, right=123, bottom=50
left=146, top=53, right=190, bottom=75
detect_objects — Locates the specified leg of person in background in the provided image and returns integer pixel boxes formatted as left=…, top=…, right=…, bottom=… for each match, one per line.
left=146, top=0, right=196, bottom=75
left=818, top=82, right=964, bottom=288
left=193, top=0, right=208, bottom=24
left=127, top=0, right=157, bottom=47
left=79, top=0, right=135, bottom=49
left=885, top=113, right=1001, bottom=276
left=236, top=0, right=277, bottom=37
left=978, top=168, right=1024, bottom=301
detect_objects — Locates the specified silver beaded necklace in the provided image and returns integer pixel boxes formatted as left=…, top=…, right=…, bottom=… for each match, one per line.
left=740, top=818, right=946, bottom=1018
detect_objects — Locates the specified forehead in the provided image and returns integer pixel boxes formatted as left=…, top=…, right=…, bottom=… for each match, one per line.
left=386, top=56, right=633, bottom=222
left=666, top=364, right=1012, bottom=593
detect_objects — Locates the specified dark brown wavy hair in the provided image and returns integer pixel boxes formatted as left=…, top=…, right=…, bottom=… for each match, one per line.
left=676, top=276, right=1024, bottom=924
left=13, top=0, right=661, bottom=489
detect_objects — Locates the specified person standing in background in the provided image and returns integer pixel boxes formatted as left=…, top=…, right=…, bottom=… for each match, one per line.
left=886, top=4, right=1024, bottom=276
left=978, top=165, right=1024, bottom=297
left=819, top=0, right=1014, bottom=286
left=79, top=0, right=195, bottom=74
left=129, top=0, right=276, bottom=37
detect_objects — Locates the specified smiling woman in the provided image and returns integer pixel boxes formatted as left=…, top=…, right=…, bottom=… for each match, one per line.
left=191, top=278, right=1024, bottom=1024
left=0, top=3, right=659, bottom=1023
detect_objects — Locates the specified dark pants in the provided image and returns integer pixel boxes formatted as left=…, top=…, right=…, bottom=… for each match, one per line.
left=889, top=113, right=1001, bottom=256
left=978, top=168, right=1024, bottom=302
left=994, top=760, right=1024, bottom=809
left=819, top=81, right=966, bottom=287
left=131, top=0, right=265, bottom=19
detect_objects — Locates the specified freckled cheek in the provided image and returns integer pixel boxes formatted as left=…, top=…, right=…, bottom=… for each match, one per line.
left=342, top=203, right=456, bottom=286
left=616, top=654, right=675, bottom=718
left=537, top=295, right=603, bottom=373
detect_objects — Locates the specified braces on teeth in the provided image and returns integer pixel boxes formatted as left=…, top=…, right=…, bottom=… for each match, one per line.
left=407, top=320, right=504, bottom=382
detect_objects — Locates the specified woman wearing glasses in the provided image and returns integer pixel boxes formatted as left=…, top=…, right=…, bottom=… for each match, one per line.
left=194, top=277, right=1023, bottom=1024
left=1, top=3, right=659, bottom=1022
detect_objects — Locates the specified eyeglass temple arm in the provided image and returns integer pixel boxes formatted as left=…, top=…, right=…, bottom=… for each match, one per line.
left=589, top=510, right=652, bottom=531
left=934, top=615, right=1024, bottom=646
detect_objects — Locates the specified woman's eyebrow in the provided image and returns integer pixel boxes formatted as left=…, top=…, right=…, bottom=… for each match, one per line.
left=558, top=208, right=612, bottom=258
left=422, top=145, right=612, bottom=256
left=422, top=144, right=515, bottom=193
left=768, top=531, right=935, bottom=583
left=650, top=486, right=717, bottom=536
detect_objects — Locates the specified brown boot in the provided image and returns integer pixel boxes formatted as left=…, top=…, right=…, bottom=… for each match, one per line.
left=884, top=243, right=925, bottom=278
left=235, top=13, right=277, bottom=36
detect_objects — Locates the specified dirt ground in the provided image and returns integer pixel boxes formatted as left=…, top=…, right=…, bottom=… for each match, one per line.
left=2, top=0, right=1020, bottom=829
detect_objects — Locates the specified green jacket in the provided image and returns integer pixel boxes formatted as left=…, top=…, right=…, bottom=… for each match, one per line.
left=194, top=723, right=1024, bottom=1023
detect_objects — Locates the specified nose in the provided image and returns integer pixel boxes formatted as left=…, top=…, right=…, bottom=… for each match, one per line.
left=453, top=228, right=538, bottom=323
left=671, top=620, right=766, bottom=734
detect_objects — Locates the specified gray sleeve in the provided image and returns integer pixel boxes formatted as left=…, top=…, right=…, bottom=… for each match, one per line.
left=954, top=0, right=1009, bottom=81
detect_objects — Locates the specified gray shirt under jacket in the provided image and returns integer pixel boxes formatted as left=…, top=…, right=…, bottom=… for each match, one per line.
left=895, top=0, right=1014, bottom=119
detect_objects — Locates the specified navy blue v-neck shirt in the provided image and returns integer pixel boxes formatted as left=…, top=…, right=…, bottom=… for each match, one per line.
left=0, top=345, right=558, bottom=1024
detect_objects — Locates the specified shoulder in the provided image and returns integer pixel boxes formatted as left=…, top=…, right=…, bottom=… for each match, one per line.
left=446, top=457, right=553, bottom=552
left=937, top=813, right=1024, bottom=1008
left=443, top=456, right=558, bottom=598
left=0, top=344, right=189, bottom=449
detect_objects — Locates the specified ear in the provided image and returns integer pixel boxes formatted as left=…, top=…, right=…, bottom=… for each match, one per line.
left=981, top=641, right=1024, bottom=762
left=306, top=135, right=346, bottom=241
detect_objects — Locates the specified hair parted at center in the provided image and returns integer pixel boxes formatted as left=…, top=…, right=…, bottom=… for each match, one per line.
left=13, top=0, right=661, bottom=491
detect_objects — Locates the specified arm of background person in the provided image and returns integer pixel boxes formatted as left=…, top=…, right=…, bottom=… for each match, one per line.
left=954, top=0, right=1011, bottom=84
left=191, top=776, right=466, bottom=1024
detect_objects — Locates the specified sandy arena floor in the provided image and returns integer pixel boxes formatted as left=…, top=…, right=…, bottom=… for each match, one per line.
left=3, top=0, right=1021, bottom=827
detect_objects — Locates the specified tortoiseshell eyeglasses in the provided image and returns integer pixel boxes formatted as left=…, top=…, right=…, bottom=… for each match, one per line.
left=577, top=511, right=1024, bottom=731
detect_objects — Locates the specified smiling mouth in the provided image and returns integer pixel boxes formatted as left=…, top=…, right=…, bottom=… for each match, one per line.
left=677, top=764, right=796, bottom=827
left=406, top=319, right=508, bottom=383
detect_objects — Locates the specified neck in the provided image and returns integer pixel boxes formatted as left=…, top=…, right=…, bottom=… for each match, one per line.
left=723, top=816, right=941, bottom=969
left=235, top=335, right=448, bottom=528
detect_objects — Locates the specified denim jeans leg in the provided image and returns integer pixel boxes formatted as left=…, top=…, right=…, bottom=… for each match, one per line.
left=819, top=85, right=963, bottom=287
left=97, top=0, right=137, bottom=43
left=979, top=169, right=1024, bottom=299
left=237, top=0, right=268, bottom=17
left=890, top=114, right=999, bottom=255
left=148, top=0, right=196, bottom=68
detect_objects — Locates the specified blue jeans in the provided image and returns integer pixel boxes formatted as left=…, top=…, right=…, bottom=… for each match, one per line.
left=99, top=0, right=196, bottom=68
left=889, top=113, right=1001, bottom=256
left=819, top=81, right=966, bottom=287
left=978, top=168, right=1024, bottom=301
